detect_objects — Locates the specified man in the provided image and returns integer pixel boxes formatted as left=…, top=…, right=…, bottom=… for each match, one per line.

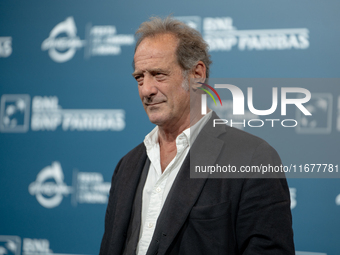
left=100, top=16, right=294, bottom=255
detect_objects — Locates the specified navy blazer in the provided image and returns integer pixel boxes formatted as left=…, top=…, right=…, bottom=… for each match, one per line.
left=100, top=112, right=295, bottom=255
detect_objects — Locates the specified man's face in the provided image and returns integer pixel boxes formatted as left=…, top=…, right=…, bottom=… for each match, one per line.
left=133, top=33, right=191, bottom=128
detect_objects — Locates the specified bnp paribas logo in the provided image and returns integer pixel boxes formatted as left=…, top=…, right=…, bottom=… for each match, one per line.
left=0, top=94, right=30, bottom=133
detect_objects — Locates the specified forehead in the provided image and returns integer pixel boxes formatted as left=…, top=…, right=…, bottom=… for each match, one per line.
left=134, top=34, right=179, bottom=70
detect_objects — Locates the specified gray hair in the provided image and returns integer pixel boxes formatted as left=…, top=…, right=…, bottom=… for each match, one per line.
left=134, top=16, right=212, bottom=78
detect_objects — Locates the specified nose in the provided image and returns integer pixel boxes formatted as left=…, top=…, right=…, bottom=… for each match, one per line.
left=140, top=75, right=158, bottom=99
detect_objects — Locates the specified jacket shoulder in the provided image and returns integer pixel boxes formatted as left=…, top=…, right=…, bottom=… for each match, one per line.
left=112, top=142, right=146, bottom=177
left=222, top=124, right=273, bottom=149
left=206, top=111, right=274, bottom=151
left=121, top=142, right=146, bottom=162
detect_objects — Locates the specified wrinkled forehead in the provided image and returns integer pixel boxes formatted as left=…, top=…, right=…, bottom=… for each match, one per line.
left=133, top=33, right=179, bottom=69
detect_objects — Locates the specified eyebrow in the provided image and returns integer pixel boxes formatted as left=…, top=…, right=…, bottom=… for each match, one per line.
left=132, top=68, right=170, bottom=77
left=132, top=71, right=141, bottom=77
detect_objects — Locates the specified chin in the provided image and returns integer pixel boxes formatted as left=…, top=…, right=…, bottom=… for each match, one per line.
left=148, top=117, right=165, bottom=125
left=147, top=113, right=169, bottom=126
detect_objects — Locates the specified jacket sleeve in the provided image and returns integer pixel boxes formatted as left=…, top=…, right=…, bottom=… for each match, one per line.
left=236, top=141, right=295, bottom=255
left=99, top=157, right=124, bottom=255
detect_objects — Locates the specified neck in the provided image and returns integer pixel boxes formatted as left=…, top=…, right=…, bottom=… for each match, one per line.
left=158, top=118, right=190, bottom=144
left=157, top=108, right=207, bottom=145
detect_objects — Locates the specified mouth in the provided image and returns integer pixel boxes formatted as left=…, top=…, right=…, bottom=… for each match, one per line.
left=145, top=102, right=164, bottom=106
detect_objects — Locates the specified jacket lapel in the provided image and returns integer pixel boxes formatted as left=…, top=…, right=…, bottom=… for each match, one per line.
left=147, top=112, right=226, bottom=255
left=109, top=144, right=147, bottom=254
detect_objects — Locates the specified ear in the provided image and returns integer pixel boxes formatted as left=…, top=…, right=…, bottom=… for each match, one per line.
left=191, top=61, right=206, bottom=79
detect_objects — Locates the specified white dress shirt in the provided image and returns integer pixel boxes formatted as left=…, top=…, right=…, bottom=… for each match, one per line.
left=136, top=111, right=212, bottom=255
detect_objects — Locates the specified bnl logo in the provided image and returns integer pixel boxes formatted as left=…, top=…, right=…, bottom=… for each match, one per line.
left=0, top=236, right=21, bottom=255
left=0, top=95, right=30, bottom=133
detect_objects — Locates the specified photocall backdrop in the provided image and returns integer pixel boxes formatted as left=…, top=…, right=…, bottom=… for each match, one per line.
left=0, top=1, right=339, bottom=255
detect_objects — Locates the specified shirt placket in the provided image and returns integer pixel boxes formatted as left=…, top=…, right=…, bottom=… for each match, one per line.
left=139, top=133, right=188, bottom=252
left=139, top=166, right=170, bottom=249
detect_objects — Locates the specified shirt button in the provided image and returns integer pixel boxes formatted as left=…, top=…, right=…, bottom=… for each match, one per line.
left=156, top=187, right=161, bottom=193
left=148, top=223, right=154, bottom=228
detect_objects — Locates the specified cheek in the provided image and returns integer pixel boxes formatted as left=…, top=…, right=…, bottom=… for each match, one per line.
left=176, top=90, right=190, bottom=103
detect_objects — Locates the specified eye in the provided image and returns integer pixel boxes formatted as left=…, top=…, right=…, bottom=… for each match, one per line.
left=134, top=75, right=142, bottom=81
left=155, top=72, right=166, bottom=80
left=134, top=76, right=143, bottom=86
